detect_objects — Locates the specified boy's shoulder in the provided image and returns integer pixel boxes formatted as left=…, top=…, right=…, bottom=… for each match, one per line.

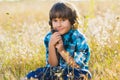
left=72, top=30, right=85, bottom=39
left=44, top=31, right=52, bottom=40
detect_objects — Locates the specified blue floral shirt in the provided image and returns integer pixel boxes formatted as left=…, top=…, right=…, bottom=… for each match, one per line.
left=44, top=29, right=90, bottom=70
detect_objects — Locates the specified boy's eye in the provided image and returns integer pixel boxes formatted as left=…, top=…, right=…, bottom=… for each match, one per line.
left=52, top=19, right=57, bottom=22
left=62, top=19, right=65, bottom=21
left=62, top=18, right=66, bottom=21
left=52, top=18, right=67, bottom=22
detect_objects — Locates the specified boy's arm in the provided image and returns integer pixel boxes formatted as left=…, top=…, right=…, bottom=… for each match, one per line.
left=55, top=38, right=80, bottom=68
left=48, top=43, right=59, bottom=66
left=48, top=32, right=62, bottom=66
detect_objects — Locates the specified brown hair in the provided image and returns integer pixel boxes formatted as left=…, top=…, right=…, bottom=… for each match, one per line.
left=49, top=2, right=78, bottom=29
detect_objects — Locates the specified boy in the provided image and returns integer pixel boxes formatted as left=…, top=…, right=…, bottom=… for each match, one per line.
left=26, top=1, right=92, bottom=80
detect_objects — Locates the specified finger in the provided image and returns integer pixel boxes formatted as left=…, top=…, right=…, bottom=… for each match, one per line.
left=53, top=32, right=61, bottom=36
left=55, top=44, right=59, bottom=48
left=58, top=39, right=63, bottom=44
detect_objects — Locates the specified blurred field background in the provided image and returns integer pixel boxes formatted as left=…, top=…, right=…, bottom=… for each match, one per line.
left=0, top=0, right=120, bottom=80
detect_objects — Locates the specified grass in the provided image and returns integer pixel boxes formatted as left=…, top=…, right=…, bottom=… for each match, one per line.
left=0, top=0, right=120, bottom=80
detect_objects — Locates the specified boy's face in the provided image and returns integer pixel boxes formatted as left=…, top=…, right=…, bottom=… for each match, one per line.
left=52, top=18, right=71, bottom=35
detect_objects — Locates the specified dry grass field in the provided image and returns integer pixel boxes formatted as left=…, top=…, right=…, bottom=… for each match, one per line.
left=0, top=0, right=120, bottom=80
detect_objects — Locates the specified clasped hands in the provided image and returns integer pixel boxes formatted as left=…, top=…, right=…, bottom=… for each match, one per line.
left=49, top=32, right=65, bottom=53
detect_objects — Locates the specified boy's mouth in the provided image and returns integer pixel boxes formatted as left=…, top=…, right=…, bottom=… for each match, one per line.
left=57, top=28, right=64, bottom=31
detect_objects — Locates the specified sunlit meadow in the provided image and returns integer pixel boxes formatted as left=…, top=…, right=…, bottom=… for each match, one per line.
left=0, top=0, right=120, bottom=80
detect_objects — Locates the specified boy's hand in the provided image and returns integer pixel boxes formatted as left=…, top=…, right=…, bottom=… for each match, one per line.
left=49, top=32, right=62, bottom=46
left=50, top=32, right=65, bottom=53
left=55, top=39, right=65, bottom=53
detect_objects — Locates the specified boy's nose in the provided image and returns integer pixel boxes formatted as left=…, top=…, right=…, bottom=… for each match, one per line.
left=56, top=22, right=61, bottom=27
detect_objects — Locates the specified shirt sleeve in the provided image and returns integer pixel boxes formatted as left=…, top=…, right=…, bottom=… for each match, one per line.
left=44, top=32, right=51, bottom=67
left=74, top=35, right=90, bottom=69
